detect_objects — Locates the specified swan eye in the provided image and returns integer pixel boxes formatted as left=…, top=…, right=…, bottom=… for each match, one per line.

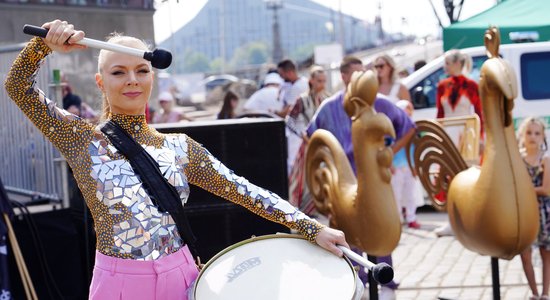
left=384, top=136, right=395, bottom=147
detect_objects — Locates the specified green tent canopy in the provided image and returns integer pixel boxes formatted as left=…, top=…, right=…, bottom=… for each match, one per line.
left=443, top=0, right=550, bottom=50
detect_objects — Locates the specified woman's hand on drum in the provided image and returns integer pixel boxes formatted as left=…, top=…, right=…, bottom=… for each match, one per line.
left=315, top=227, right=349, bottom=257
left=42, top=20, right=86, bottom=53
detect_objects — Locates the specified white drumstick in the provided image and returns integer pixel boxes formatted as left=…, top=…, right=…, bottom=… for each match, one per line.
left=337, top=245, right=394, bottom=284
left=23, top=24, right=172, bottom=69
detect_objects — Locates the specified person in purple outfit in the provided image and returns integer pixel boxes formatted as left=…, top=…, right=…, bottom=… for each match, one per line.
left=306, top=56, right=415, bottom=300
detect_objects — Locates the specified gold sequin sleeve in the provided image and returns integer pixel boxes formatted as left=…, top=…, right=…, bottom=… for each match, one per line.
left=183, top=136, right=325, bottom=243
left=4, top=37, right=94, bottom=159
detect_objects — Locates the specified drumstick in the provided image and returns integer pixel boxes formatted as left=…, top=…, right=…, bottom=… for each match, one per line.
left=23, top=24, right=172, bottom=69
left=338, top=246, right=394, bottom=285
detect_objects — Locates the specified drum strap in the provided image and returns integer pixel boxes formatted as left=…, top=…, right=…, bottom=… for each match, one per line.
left=100, top=120, right=200, bottom=262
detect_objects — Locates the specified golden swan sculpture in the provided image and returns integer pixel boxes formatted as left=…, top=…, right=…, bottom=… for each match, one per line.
left=408, top=27, right=539, bottom=259
left=305, top=70, right=401, bottom=256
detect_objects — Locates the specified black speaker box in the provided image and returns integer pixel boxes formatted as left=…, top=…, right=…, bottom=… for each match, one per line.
left=7, top=208, right=90, bottom=300
left=155, top=118, right=290, bottom=259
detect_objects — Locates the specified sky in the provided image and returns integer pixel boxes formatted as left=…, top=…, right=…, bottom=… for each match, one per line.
left=153, top=0, right=498, bottom=44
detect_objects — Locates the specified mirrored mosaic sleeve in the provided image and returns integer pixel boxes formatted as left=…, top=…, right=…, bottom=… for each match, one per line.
left=4, top=37, right=95, bottom=156
left=183, top=137, right=325, bottom=242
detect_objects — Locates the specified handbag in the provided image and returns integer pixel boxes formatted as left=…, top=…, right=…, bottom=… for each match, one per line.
left=100, top=120, right=200, bottom=262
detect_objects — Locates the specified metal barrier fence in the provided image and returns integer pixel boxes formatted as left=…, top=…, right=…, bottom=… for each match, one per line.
left=0, top=43, right=66, bottom=203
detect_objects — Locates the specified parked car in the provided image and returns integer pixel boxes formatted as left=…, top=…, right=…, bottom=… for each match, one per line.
left=402, top=40, right=550, bottom=139
left=201, top=74, right=239, bottom=93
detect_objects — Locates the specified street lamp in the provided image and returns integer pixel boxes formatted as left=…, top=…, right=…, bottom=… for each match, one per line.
left=325, top=21, right=335, bottom=42
left=351, top=17, right=358, bottom=51
left=265, top=0, right=284, bottom=63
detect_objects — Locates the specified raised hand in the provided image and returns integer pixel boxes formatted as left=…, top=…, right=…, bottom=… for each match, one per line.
left=41, top=19, right=86, bottom=53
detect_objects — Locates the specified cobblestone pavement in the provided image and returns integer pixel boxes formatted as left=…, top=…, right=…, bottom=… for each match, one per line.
left=363, top=209, right=542, bottom=300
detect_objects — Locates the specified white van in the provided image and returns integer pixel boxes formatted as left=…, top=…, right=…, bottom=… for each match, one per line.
left=402, top=41, right=550, bottom=137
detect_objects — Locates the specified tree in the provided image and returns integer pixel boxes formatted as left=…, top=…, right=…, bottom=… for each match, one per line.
left=429, top=0, right=466, bottom=27
left=183, top=50, right=210, bottom=73
left=229, top=42, right=269, bottom=69
left=290, top=43, right=315, bottom=64
left=209, top=57, right=224, bottom=73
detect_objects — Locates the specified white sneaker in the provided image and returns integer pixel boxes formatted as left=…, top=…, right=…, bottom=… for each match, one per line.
left=379, top=286, right=396, bottom=300
left=434, top=223, right=454, bottom=237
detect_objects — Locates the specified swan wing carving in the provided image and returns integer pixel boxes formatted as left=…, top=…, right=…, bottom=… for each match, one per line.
left=406, top=120, right=468, bottom=211
left=305, top=70, right=401, bottom=256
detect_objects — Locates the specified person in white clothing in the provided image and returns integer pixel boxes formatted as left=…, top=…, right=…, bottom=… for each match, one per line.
left=374, top=54, right=411, bottom=103
left=243, top=72, right=284, bottom=114
left=277, top=59, right=309, bottom=117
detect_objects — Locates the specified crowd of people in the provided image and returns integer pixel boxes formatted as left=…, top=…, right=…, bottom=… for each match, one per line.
left=5, top=19, right=550, bottom=300
left=236, top=51, right=550, bottom=300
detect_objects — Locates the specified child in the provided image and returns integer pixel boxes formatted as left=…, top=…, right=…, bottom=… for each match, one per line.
left=393, top=100, right=424, bottom=228
left=517, top=117, right=550, bottom=300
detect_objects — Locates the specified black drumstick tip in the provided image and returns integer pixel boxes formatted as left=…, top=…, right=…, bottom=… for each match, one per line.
left=371, top=263, right=394, bottom=285
left=144, top=48, right=172, bottom=69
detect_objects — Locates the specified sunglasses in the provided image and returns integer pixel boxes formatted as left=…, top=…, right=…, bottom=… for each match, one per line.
left=374, top=64, right=386, bottom=69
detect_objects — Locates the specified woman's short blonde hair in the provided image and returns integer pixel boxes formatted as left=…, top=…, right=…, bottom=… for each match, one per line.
left=309, top=65, right=325, bottom=79
left=97, top=33, right=151, bottom=72
left=445, top=49, right=473, bottom=75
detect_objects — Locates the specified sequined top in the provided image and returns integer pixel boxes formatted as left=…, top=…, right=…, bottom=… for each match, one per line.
left=4, top=37, right=325, bottom=261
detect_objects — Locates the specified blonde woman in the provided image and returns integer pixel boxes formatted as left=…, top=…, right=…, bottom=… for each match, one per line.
left=287, top=65, right=330, bottom=220
left=374, top=54, right=411, bottom=102
left=436, top=49, right=483, bottom=128
left=432, top=49, right=485, bottom=237
left=5, top=19, right=349, bottom=300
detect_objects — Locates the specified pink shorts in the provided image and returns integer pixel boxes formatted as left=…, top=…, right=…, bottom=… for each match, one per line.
left=89, top=246, right=199, bottom=300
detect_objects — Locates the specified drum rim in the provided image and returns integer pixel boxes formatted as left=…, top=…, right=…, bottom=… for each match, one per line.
left=193, top=233, right=357, bottom=299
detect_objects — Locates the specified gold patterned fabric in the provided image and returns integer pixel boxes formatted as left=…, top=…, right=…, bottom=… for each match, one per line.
left=4, top=37, right=324, bottom=261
